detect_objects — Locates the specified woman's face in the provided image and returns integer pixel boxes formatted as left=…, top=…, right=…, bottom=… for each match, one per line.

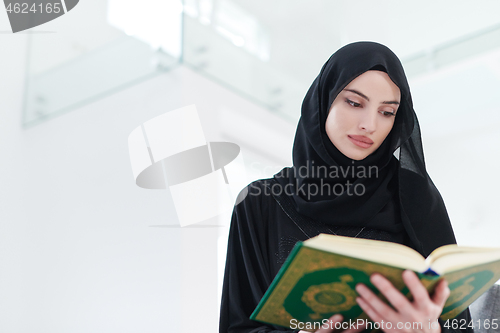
left=325, top=70, right=401, bottom=160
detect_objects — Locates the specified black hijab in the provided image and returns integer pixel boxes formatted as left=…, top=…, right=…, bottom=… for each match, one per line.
left=274, top=41, right=457, bottom=257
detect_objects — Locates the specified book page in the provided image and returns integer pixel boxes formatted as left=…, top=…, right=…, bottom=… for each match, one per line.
left=429, top=248, right=500, bottom=275
left=305, top=234, right=427, bottom=272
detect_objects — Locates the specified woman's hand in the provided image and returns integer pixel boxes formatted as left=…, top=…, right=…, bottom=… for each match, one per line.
left=355, top=270, right=450, bottom=333
left=298, top=314, right=367, bottom=333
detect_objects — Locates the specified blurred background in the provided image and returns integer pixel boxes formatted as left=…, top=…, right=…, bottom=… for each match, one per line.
left=2, top=0, right=500, bottom=331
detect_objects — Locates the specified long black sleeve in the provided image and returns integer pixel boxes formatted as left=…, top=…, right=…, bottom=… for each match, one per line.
left=218, top=181, right=475, bottom=333
left=219, top=184, right=299, bottom=332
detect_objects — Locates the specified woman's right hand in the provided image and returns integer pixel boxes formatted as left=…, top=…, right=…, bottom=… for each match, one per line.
left=299, top=314, right=367, bottom=333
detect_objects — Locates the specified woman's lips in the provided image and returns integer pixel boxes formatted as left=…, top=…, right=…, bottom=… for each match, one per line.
left=348, top=135, right=374, bottom=149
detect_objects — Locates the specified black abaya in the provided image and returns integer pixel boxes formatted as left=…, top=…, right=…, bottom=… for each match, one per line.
left=219, top=179, right=472, bottom=332
left=219, top=42, right=473, bottom=333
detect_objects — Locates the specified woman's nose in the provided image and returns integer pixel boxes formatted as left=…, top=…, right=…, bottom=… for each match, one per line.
left=358, top=111, right=377, bottom=134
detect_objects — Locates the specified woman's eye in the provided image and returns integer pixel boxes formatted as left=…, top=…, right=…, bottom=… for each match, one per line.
left=346, top=99, right=361, bottom=107
left=380, top=110, right=396, bottom=117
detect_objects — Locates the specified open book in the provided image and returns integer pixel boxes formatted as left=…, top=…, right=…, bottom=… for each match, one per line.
left=250, top=234, right=500, bottom=330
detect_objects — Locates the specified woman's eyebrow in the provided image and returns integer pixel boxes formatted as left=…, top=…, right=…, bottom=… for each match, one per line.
left=344, top=89, right=369, bottom=101
left=344, top=89, right=400, bottom=105
left=382, top=100, right=400, bottom=105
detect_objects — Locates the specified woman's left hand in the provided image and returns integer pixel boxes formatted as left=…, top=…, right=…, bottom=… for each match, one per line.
left=355, top=270, right=450, bottom=333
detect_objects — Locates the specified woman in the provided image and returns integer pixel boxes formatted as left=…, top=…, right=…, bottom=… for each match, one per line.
left=219, top=42, right=473, bottom=333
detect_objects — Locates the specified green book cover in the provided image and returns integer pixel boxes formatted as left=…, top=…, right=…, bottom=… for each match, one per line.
left=250, top=234, right=500, bottom=330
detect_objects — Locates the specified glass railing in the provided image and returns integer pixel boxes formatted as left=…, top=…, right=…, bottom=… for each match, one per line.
left=22, top=0, right=500, bottom=127
left=23, top=0, right=182, bottom=127
left=23, top=0, right=307, bottom=127
left=182, top=15, right=307, bottom=122
left=402, top=23, right=500, bottom=77
left=24, top=35, right=179, bottom=125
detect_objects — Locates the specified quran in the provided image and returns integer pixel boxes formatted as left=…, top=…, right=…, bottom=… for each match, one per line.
left=250, top=234, right=500, bottom=330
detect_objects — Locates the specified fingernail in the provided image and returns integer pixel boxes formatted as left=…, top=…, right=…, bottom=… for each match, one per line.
left=370, top=274, right=382, bottom=283
left=331, top=314, right=343, bottom=321
left=404, top=270, right=415, bottom=277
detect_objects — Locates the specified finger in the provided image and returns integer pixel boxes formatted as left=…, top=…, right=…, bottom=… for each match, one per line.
left=431, top=278, right=450, bottom=308
left=356, top=296, right=384, bottom=323
left=355, top=283, right=398, bottom=322
left=402, top=270, right=432, bottom=306
left=369, top=274, right=414, bottom=314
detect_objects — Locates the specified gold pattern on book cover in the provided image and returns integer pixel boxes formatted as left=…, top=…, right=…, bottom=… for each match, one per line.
left=440, top=261, right=500, bottom=319
left=302, top=275, right=358, bottom=319
left=255, top=245, right=500, bottom=327
left=255, top=247, right=415, bottom=326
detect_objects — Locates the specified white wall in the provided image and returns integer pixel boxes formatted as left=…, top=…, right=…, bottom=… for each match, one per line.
left=410, top=49, right=500, bottom=248
left=1, top=32, right=189, bottom=330
left=0, top=28, right=295, bottom=332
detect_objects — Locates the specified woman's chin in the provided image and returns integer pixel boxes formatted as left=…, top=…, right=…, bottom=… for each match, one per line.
left=341, top=149, right=371, bottom=161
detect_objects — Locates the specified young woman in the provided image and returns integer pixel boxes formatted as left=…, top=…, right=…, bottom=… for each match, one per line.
left=219, top=42, right=473, bottom=333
